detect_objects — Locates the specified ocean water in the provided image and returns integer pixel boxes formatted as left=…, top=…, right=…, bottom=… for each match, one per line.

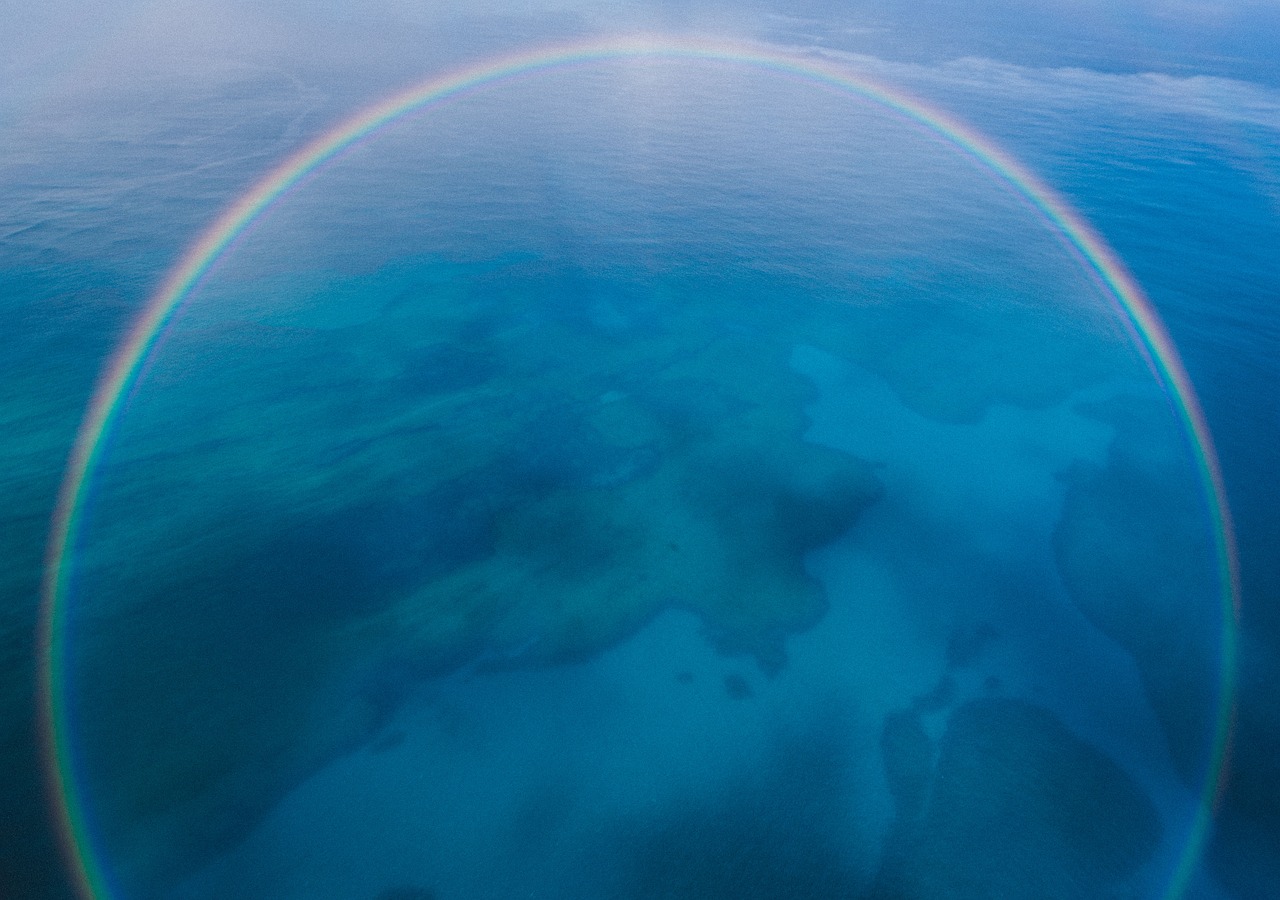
left=4, top=38, right=1279, bottom=900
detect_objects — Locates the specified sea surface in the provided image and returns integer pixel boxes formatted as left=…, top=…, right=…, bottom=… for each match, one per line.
left=3, top=29, right=1279, bottom=900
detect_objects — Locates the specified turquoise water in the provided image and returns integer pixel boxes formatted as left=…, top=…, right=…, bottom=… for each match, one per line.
left=4, top=45, right=1278, bottom=900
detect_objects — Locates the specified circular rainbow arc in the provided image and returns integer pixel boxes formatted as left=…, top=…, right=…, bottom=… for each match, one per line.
left=38, top=34, right=1239, bottom=900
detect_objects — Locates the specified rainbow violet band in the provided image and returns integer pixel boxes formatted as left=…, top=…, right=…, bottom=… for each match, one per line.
left=39, top=35, right=1239, bottom=900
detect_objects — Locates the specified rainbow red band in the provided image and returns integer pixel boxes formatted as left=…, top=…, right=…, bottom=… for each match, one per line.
left=39, top=36, right=1239, bottom=900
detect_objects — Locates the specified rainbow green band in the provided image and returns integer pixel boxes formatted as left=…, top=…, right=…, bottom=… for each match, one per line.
left=39, top=35, right=1239, bottom=900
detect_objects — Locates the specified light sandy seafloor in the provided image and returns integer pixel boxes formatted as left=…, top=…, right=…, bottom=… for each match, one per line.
left=169, top=350, right=1223, bottom=900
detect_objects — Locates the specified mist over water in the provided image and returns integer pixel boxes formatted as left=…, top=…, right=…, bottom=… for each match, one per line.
left=4, top=11, right=1279, bottom=900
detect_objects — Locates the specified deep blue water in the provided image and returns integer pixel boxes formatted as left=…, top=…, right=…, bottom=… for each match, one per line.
left=3, top=24, right=1279, bottom=900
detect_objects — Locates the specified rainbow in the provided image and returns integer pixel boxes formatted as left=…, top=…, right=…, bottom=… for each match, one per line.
left=39, top=35, right=1239, bottom=900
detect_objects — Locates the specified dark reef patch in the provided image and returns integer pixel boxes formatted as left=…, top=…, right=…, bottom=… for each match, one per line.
left=373, top=887, right=436, bottom=900
left=723, top=672, right=753, bottom=700
left=871, top=698, right=1160, bottom=899
left=400, top=341, right=497, bottom=396
left=505, top=405, right=661, bottom=491
left=910, top=675, right=956, bottom=714
left=508, top=776, right=577, bottom=853
left=67, top=261, right=885, bottom=895
left=370, top=729, right=406, bottom=754
left=879, top=711, right=934, bottom=819
left=944, top=623, right=999, bottom=669
left=1054, top=392, right=1219, bottom=784
left=612, top=717, right=864, bottom=900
